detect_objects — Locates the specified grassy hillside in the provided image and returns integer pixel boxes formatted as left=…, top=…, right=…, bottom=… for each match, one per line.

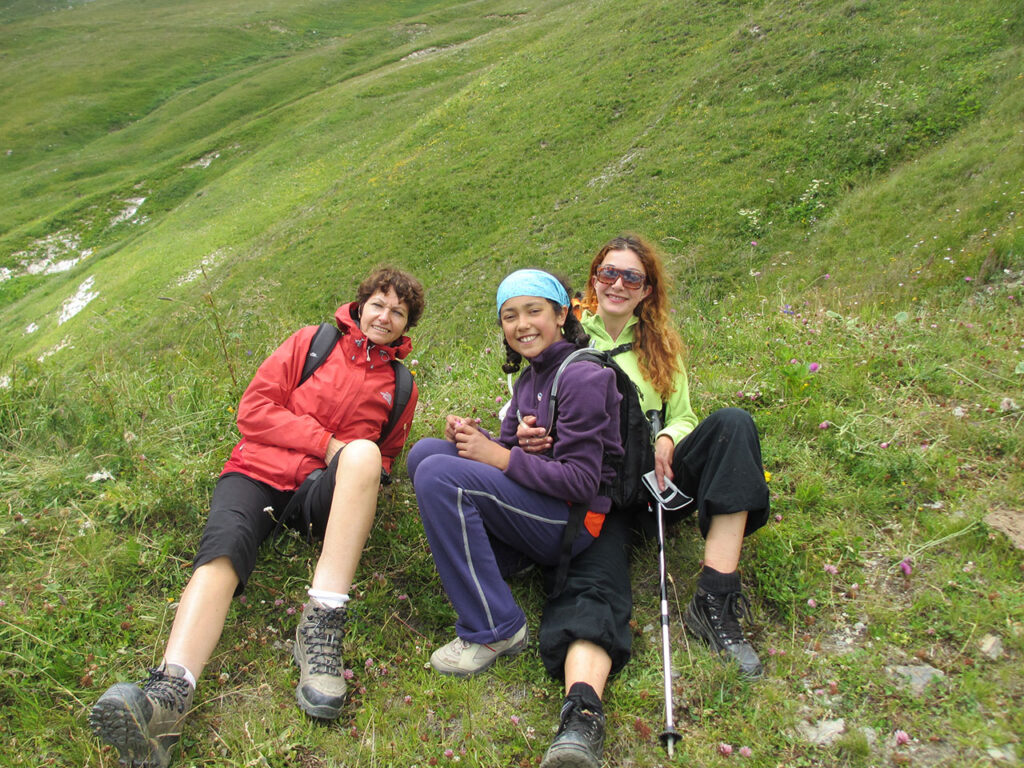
left=1, top=0, right=1022, bottom=766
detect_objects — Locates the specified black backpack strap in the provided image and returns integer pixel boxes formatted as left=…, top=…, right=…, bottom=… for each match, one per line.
left=544, top=349, right=608, bottom=596
left=607, top=342, right=633, bottom=356
left=299, top=322, right=341, bottom=386
left=547, top=347, right=605, bottom=430
left=382, top=360, right=413, bottom=443
left=271, top=467, right=325, bottom=552
left=269, top=322, right=338, bottom=549
left=548, top=502, right=588, bottom=598
left=378, top=360, right=413, bottom=486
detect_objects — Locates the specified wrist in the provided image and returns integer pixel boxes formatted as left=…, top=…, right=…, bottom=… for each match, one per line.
left=493, top=445, right=511, bottom=471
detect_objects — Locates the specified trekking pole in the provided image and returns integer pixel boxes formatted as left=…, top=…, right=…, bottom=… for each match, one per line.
left=646, top=411, right=682, bottom=757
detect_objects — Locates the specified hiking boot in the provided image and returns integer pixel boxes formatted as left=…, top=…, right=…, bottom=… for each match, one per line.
left=429, top=624, right=528, bottom=677
left=539, top=695, right=605, bottom=768
left=684, top=587, right=763, bottom=678
left=293, top=598, right=348, bottom=719
left=89, top=663, right=194, bottom=768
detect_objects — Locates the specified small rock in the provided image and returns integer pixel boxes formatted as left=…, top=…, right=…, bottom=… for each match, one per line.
left=892, top=664, right=945, bottom=696
left=797, top=718, right=845, bottom=746
left=979, top=634, right=1003, bottom=660
left=987, top=744, right=1017, bottom=764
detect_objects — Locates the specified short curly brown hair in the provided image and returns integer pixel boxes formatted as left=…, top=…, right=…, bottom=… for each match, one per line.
left=356, top=266, right=426, bottom=329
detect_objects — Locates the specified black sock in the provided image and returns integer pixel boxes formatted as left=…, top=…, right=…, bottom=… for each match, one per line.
left=566, top=681, right=603, bottom=715
left=699, top=565, right=741, bottom=594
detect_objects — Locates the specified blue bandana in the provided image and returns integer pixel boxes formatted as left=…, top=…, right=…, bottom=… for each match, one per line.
left=496, top=269, right=569, bottom=317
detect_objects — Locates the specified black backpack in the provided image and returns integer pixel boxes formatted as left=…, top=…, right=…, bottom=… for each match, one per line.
left=300, top=321, right=414, bottom=452
left=547, top=342, right=657, bottom=510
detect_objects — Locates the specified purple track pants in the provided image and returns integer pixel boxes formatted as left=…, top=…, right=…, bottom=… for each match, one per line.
left=408, top=438, right=594, bottom=644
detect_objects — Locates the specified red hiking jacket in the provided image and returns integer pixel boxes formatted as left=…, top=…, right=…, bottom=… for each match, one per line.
left=220, top=302, right=417, bottom=491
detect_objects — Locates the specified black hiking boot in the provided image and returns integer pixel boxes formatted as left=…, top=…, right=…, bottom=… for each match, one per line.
left=684, top=586, right=763, bottom=678
left=539, top=694, right=605, bottom=768
left=89, top=663, right=194, bottom=768
left=293, top=598, right=348, bottom=719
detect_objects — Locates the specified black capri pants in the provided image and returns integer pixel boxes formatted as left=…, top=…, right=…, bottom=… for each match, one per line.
left=538, top=407, right=770, bottom=678
left=192, top=450, right=344, bottom=596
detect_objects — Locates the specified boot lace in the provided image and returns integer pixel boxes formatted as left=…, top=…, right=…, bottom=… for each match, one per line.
left=703, top=590, right=751, bottom=646
left=557, top=697, right=604, bottom=742
left=142, top=668, right=192, bottom=714
left=300, top=605, right=347, bottom=675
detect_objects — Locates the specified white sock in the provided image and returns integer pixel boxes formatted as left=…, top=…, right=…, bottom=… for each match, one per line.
left=162, top=661, right=198, bottom=690
left=307, top=588, right=350, bottom=609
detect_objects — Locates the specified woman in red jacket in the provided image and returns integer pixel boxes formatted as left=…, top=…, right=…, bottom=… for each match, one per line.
left=90, top=266, right=425, bottom=768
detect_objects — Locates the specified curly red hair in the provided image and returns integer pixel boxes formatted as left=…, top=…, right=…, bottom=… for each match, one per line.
left=581, top=234, right=685, bottom=400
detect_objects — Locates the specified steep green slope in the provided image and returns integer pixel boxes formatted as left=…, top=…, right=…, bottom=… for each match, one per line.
left=3, top=0, right=1019, bottom=365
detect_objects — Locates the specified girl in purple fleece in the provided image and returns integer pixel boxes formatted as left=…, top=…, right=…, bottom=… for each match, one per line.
left=408, top=269, right=623, bottom=677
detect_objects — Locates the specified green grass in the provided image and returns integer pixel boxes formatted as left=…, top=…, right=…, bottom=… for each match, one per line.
left=2, top=0, right=1023, bottom=765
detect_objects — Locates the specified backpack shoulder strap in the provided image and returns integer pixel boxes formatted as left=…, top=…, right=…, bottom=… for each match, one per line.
left=547, top=348, right=607, bottom=429
left=606, top=340, right=665, bottom=424
left=548, top=350, right=602, bottom=421
left=381, top=360, right=413, bottom=444
left=608, top=342, right=633, bottom=356
left=299, top=322, right=341, bottom=387
left=378, top=360, right=413, bottom=487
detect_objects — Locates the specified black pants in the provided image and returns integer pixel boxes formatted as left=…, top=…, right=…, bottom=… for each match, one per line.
left=192, top=450, right=343, bottom=596
left=538, top=407, right=770, bottom=678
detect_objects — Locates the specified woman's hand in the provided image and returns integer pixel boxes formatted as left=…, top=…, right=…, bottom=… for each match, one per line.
left=444, top=414, right=480, bottom=442
left=653, top=434, right=675, bottom=490
left=516, top=414, right=552, bottom=454
left=455, top=420, right=510, bottom=469
left=325, top=436, right=346, bottom=465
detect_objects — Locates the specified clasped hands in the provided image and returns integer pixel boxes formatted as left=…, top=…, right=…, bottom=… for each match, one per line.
left=444, top=414, right=510, bottom=470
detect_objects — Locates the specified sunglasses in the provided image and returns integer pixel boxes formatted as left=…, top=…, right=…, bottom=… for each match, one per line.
left=595, top=265, right=646, bottom=290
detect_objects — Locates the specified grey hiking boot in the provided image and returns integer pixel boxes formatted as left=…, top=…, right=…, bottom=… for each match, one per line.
left=89, top=663, right=194, bottom=768
left=684, top=587, right=764, bottom=678
left=293, top=598, right=348, bottom=719
left=539, top=695, right=605, bottom=768
left=429, top=624, right=528, bottom=677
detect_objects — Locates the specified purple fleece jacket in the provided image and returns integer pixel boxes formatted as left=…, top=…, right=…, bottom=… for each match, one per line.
left=496, top=340, right=623, bottom=514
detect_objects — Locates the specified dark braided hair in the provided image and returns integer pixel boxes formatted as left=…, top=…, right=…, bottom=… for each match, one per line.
left=500, top=274, right=589, bottom=374
left=501, top=344, right=523, bottom=375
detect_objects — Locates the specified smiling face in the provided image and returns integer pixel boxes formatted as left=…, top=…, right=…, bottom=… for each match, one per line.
left=499, top=296, right=567, bottom=359
left=593, top=247, right=652, bottom=328
left=359, top=288, right=410, bottom=345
